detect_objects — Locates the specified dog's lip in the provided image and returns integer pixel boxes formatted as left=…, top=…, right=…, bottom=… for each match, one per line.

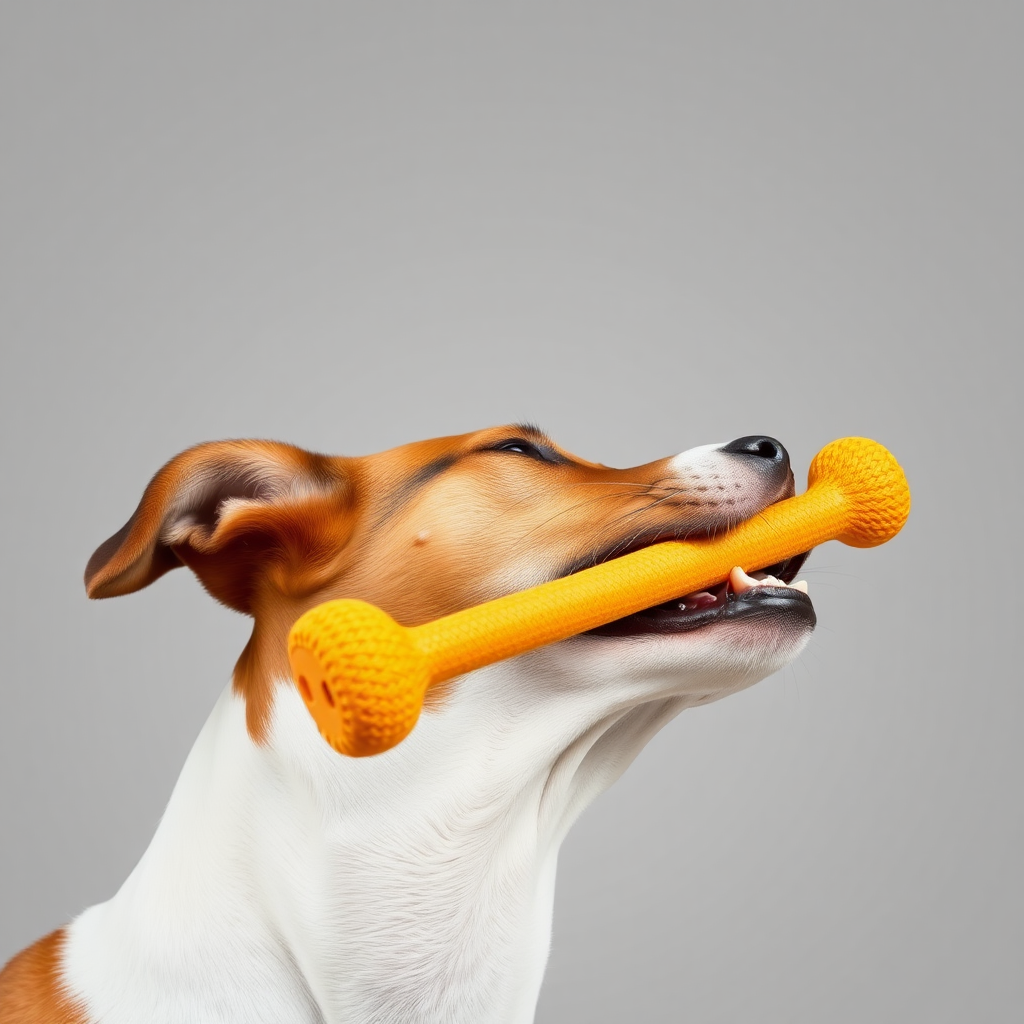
left=557, top=528, right=711, bottom=582
left=584, top=551, right=814, bottom=637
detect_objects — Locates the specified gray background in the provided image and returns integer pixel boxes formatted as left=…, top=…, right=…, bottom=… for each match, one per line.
left=1, top=3, right=1020, bottom=1021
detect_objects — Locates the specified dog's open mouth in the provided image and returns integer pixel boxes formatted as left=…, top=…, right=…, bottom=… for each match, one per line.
left=588, top=551, right=814, bottom=637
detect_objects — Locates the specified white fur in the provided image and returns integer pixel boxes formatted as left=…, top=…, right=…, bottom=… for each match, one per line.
left=668, top=442, right=792, bottom=524
left=63, top=624, right=809, bottom=1023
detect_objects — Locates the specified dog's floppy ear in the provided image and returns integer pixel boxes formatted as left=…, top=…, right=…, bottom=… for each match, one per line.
left=85, top=440, right=354, bottom=613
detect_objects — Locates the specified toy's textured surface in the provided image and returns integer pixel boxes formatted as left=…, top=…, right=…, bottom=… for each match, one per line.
left=289, top=603, right=431, bottom=759
left=288, top=437, right=910, bottom=757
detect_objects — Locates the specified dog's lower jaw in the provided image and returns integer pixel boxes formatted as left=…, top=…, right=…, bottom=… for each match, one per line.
left=60, top=626, right=808, bottom=1024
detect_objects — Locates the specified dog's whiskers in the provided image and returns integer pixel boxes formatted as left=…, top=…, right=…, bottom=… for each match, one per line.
left=513, top=491, right=656, bottom=542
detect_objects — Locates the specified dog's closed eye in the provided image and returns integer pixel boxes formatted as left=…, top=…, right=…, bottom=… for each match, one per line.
left=488, top=439, right=567, bottom=464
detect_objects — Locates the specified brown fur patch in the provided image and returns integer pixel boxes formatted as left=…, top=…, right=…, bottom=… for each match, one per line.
left=0, top=929, right=89, bottom=1024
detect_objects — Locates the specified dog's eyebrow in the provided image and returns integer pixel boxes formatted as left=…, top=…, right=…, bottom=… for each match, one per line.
left=374, top=453, right=462, bottom=526
left=510, top=422, right=548, bottom=440
left=374, top=427, right=563, bottom=526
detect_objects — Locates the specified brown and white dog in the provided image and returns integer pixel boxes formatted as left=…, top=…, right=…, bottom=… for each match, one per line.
left=0, top=425, right=814, bottom=1024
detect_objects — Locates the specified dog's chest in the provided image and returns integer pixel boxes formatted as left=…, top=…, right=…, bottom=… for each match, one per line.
left=64, top=683, right=561, bottom=1024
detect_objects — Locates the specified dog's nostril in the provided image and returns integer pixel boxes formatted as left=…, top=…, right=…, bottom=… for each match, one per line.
left=298, top=676, right=312, bottom=703
left=321, top=681, right=336, bottom=708
left=721, top=435, right=788, bottom=466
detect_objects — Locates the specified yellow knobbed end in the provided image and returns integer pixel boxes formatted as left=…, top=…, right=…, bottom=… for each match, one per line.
left=288, top=600, right=430, bottom=757
left=807, top=437, right=910, bottom=548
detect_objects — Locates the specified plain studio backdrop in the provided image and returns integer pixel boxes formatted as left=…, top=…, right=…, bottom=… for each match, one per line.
left=1, top=4, right=1020, bottom=1022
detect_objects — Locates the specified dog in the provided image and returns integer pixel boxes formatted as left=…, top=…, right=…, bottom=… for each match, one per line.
left=0, top=424, right=814, bottom=1024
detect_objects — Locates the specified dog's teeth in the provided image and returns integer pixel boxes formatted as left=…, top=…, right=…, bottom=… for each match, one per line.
left=729, top=566, right=760, bottom=593
left=730, top=566, right=808, bottom=595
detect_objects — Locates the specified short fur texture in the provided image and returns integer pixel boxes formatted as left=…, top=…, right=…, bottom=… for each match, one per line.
left=1, top=426, right=814, bottom=1024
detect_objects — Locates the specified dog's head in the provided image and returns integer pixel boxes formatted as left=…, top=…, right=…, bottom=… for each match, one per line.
left=86, top=426, right=814, bottom=742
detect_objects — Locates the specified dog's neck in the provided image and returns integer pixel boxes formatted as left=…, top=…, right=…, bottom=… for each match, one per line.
left=67, top=644, right=699, bottom=1024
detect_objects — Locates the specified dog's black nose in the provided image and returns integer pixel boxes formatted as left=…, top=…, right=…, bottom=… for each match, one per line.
left=721, top=435, right=790, bottom=473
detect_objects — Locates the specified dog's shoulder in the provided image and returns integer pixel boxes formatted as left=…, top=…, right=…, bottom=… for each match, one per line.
left=0, top=928, right=89, bottom=1024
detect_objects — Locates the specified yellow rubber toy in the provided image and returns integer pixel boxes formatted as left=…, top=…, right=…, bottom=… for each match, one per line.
left=288, top=437, right=910, bottom=757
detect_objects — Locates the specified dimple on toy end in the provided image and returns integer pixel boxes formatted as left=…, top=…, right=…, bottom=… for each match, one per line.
left=288, top=600, right=430, bottom=757
left=807, top=437, right=910, bottom=548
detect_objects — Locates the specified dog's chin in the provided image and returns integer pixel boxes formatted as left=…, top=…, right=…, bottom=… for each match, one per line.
left=564, top=594, right=816, bottom=703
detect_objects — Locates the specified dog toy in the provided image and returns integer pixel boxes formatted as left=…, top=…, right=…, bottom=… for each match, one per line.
left=288, top=436, right=909, bottom=757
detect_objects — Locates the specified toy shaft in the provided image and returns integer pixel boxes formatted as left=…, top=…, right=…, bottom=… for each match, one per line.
left=288, top=437, right=909, bottom=757
left=411, top=481, right=845, bottom=681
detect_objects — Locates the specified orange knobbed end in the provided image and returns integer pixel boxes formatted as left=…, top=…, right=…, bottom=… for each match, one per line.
left=289, top=600, right=430, bottom=757
left=807, top=437, right=911, bottom=548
